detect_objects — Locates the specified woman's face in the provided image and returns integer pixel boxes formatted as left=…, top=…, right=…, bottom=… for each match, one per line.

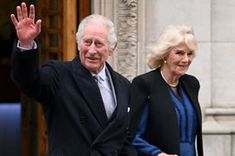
left=165, top=42, right=194, bottom=77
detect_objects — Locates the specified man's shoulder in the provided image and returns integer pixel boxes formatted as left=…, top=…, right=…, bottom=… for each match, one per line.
left=105, top=63, right=130, bottom=84
left=41, top=59, right=73, bottom=71
left=113, top=71, right=130, bottom=84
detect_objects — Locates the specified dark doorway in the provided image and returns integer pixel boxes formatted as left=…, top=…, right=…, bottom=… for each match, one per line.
left=0, top=1, right=21, bottom=103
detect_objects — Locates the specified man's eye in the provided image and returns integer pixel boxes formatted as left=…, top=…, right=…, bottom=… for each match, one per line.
left=84, top=40, right=91, bottom=45
left=95, top=41, right=104, bottom=47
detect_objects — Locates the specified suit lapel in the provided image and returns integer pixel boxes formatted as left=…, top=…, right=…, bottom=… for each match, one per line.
left=92, top=64, right=129, bottom=144
left=181, top=76, right=202, bottom=121
left=71, top=57, right=108, bottom=128
left=110, top=75, right=123, bottom=119
left=154, top=70, right=178, bottom=115
left=105, top=64, right=126, bottom=120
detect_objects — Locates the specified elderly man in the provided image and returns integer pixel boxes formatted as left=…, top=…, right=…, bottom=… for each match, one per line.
left=10, top=2, right=137, bottom=156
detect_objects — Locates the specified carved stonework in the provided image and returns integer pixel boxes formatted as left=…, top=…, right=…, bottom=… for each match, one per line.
left=116, top=0, right=138, bottom=80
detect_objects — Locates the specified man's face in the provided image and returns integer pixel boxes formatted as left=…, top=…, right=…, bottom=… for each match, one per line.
left=78, top=22, right=112, bottom=74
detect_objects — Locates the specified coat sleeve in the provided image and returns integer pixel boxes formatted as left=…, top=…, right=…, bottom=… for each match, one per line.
left=129, top=76, right=149, bottom=137
left=10, top=42, right=60, bottom=103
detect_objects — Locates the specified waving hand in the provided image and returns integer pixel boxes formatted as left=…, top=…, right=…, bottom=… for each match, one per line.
left=10, top=2, right=42, bottom=48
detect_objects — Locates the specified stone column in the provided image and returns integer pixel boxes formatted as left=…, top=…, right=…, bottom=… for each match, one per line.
left=202, top=1, right=235, bottom=155
left=92, top=0, right=146, bottom=80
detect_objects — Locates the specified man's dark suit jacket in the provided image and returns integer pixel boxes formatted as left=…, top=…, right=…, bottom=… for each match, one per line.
left=11, top=45, right=136, bottom=156
left=129, top=68, right=203, bottom=156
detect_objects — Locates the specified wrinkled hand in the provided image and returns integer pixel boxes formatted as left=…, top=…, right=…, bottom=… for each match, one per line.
left=10, top=2, right=42, bottom=48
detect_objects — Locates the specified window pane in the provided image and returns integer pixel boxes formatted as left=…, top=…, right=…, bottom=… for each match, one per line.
left=48, top=33, right=58, bottom=47
left=49, top=16, right=59, bottom=29
left=49, top=0, right=59, bottom=10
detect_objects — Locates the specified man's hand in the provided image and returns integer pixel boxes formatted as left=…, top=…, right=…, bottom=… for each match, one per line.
left=10, top=2, right=42, bottom=48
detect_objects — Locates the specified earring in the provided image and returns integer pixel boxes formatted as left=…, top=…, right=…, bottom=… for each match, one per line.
left=164, top=60, right=167, bottom=64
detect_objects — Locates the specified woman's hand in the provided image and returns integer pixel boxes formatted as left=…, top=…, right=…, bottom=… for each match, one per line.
left=10, top=2, right=42, bottom=48
left=158, top=152, right=178, bottom=156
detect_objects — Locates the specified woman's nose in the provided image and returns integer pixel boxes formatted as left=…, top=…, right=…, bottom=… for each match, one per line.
left=182, top=54, right=191, bottom=62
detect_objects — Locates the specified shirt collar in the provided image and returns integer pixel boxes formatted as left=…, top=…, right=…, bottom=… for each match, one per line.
left=91, top=65, right=107, bottom=81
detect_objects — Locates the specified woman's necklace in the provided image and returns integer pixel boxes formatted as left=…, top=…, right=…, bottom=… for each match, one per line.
left=160, top=70, right=179, bottom=88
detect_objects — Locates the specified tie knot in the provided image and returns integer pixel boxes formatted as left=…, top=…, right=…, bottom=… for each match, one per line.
left=93, top=76, right=103, bottom=86
left=94, top=75, right=104, bottom=82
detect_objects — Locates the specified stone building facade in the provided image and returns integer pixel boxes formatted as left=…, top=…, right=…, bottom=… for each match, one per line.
left=92, top=0, right=235, bottom=155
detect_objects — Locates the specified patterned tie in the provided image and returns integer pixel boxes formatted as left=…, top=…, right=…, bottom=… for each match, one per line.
left=94, top=75, right=116, bottom=119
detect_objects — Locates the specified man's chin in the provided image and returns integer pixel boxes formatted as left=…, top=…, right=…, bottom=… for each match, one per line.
left=85, top=65, right=99, bottom=73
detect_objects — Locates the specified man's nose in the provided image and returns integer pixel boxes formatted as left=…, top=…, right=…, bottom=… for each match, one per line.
left=88, top=42, right=97, bottom=53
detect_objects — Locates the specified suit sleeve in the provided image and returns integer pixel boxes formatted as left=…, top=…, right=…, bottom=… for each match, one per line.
left=11, top=42, right=60, bottom=103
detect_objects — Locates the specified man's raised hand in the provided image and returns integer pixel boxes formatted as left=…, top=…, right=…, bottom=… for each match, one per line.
left=10, top=2, right=42, bottom=48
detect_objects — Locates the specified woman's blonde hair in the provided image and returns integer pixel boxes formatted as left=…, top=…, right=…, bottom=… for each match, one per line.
left=147, top=25, right=198, bottom=69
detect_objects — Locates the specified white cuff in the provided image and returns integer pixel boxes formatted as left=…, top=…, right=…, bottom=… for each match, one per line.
left=17, top=40, right=37, bottom=50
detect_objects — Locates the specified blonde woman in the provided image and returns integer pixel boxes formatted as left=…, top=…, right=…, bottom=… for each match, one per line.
left=130, top=25, right=203, bottom=156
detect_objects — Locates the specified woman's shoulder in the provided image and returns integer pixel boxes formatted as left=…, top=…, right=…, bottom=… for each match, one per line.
left=131, top=69, right=161, bottom=93
left=182, top=74, right=199, bottom=82
left=132, top=68, right=160, bottom=82
left=181, top=74, right=200, bottom=88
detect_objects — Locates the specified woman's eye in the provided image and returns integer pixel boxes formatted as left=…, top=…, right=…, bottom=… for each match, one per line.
left=188, top=51, right=193, bottom=55
left=176, top=50, right=185, bottom=55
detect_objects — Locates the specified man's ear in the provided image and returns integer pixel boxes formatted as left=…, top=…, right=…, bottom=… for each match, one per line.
left=110, top=43, right=117, bottom=52
left=109, top=43, right=117, bottom=56
left=77, top=45, right=80, bottom=51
